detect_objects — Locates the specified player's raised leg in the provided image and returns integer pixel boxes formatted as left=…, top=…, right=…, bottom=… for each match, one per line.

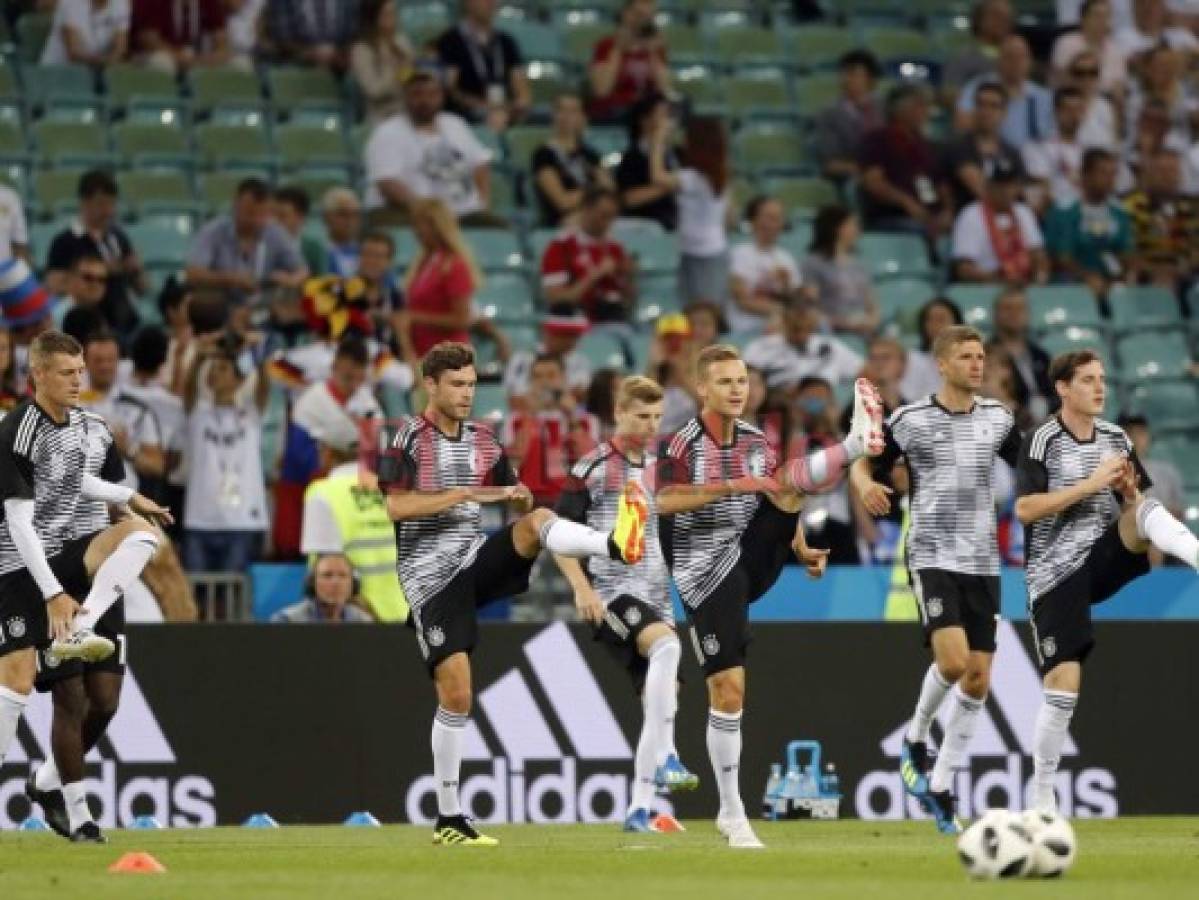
left=781, top=378, right=884, bottom=494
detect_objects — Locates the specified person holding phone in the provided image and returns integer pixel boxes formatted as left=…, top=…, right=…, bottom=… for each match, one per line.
left=587, top=0, right=672, bottom=124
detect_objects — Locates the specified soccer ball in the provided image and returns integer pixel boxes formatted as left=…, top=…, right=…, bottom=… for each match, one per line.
left=1020, top=809, right=1078, bottom=877
left=956, top=810, right=1035, bottom=880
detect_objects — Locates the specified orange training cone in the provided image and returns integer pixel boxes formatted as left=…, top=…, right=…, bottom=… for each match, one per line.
left=651, top=814, right=685, bottom=833
left=108, top=852, right=167, bottom=874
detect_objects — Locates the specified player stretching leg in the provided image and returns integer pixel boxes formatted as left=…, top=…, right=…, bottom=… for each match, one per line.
left=0, top=332, right=170, bottom=842
left=1015, top=350, right=1199, bottom=814
left=656, top=345, right=881, bottom=848
left=379, top=343, right=647, bottom=847
left=553, top=376, right=697, bottom=834
left=850, top=326, right=1023, bottom=835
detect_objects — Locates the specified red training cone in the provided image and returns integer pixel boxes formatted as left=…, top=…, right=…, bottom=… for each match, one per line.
left=108, top=852, right=167, bottom=874
left=651, top=814, right=685, bottom=833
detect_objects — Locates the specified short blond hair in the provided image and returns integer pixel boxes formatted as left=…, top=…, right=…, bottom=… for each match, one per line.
left=932, top=325, right=984, bottom=360
left=695, top=344, right=743, bottom=382
left=616, top=375, right=664, bottom=410
left=30, top=330, right=82, bottom=369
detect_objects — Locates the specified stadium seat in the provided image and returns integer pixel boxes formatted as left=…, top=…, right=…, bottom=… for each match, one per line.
left=578, top=330, right=628, bottom=371
left=23, top=64, right=96, bottom=114
left=472, top=382, right=508, bottom=421
left=1037, top=325, right=1109, bottom=361
left=112, top=122, right=193, bottom=171
left=0, top=162, right=29, bottom=201
left=525, top=62, right=574, bottom=114
left=31, top=120, right=111, bottom=168
left=194, top=124, right=275, bottom=172
left=1026, top=284, right=1102, bottom=331
left=106, top=64, right=181, bottom=116
left=198, top=171, right=270, bottom=214
left=32, top=169, right=84, bottom=220
left=671, top=65, right=727, bottom=116
left=659, top=23, right=706, bottom=63
left=0, top=65, right=21, bottom=104
left=0, top=121, right=30, bottom=165
left=190, top=67, right=265, bottom=119
left=464, top=230, right=525, bottom=272
left=504, top=126, right=549, bottom=168
left=275, top=124, right=350, bottom=172
left=16, top=13, right=51, bottom=63
left=761, top=177, right=840, bottom=219
left=125, top=221, right=192, bottom=268
left=726, top=68, right=793, bottom=120
left=859, top=27, right=934, bottom=64
left=792, top=73, right=841, bottom=121
left=777, top=222, right=814, bottom=262
left=561, top=22, right=609, bottom=63
left=945, top=284, right=998, bottom=334
left=875, top=277, right=937, bottom=332
left=29, top=219, right=65, bottom=258
left=782, top=25, right=857, bottom=72
left=267, top=66, right=343, bottom=114
left=1116, top=331, right=1190, bottom=380
left=858, top=232, right=932, bottom=279
left=506, top=21, right=564, bottom=62
left=626, top=229, right=679, bottom=274
left=711, top=26, right=784, bottom=67
left=117, top=171, right=199, bottom=218
left=1108, top=284, right=1182, bottom=333
left=733, top=124, right=809, bottom=176
left=1127, top=380, right=1199, bottom=432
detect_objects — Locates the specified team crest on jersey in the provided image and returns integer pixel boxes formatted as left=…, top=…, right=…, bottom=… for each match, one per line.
left=427, top=626, right=446, bottom=648
left=623, top=606, right=642, bottom=627
left=5, top=617, right=25, bottom=639
left=746, top=445, right=765, bottom=476
left=1041, top=637, right=1057, bottom=658
left=46, top=452, right=67, bottom=482
left=926, top=597, right=943, bottom=618
left=702, top=634, right=720, bottom=657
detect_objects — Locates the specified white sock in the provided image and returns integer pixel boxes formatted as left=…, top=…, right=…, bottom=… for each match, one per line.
left=906, top=665, right=953, bottom=744
left=63, top=781, right=93, bottom=832
left=539, top=516, right=611, bottom=559
left=929, top=688, right=984, bottom=794
left=707, top=709, right=745, bottom=820
left=0, top=685, right=29, bottom=765
left=1032, top=690, right=1077, bottom=812
left=75, top=531, right=160, bottom=632
left=35, top=757, right=62, bottom=792
left=631, top=636, right=681, bottom=814
left=644, top=694, right=678, bottom=767
left=1137, top=498, right=1199, bottom=568
left=432, top=707, right=466, bottom=818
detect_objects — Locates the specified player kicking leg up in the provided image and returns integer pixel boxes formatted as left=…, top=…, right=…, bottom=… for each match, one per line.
left=552, top=376, right=696, bottom=834
left=380, top=343, right=647, bottom=847
left=656, top=347, right=881, bottom=849
left=1015, top=350, right=1199, bottom=814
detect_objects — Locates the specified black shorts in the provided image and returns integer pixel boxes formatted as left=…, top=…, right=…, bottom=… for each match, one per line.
left=593, top=595, right=672, bottom=693
left=910, top=568, right=1001, bottom=653
left=1030, top=522, right=1150, bottom=676
left=684, top=501, right=800, bottom=677
left=35, top=600, right=126, bottom=690
left=0, top=534, right=95, bottom=659
left=412, top=525, right=537, bottom=676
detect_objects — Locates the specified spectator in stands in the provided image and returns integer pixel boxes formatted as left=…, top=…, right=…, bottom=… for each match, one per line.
left=157, top=277, right=192, bottom=394
left=364, top=71, right=501, bottom=228
left=436, top=0, right=530, bottom=131
left=951, top=157, right=1050, bottom=284
left=0, top=324, right=17, bottom=415
left=398, top=197, right=481, bottom=358
left=649, top=116, right=731, bottom=305
left=350, top=0, right=413, bottom=127
left=1121, top=413, right=1186, bottom=537
left=182, top=333, right=270, bottom=573
left=944, top=82, right=1025, bottom=213
left=943, top=0, right=1014, bottom=101
left=224, top=0, right=265, bottom=72
left=272, top=186, right=326, bottom=276
left=1123, top=147, right=1199, bottom=288
left=979, top=341, right=1031, bottom=429
left=187, top=178, right=308, bottom=309
left=315, top=188, right=363, bottom=277
left=355, top=231, right=404, bottom=346
left=615, top=93, right=677, bottom=230
left=1126, top=98, right=1188, bottom=186
left=958, top=35, right=1054, bottom=146
left=122, top=325, right=186, bottom=509
left=1125, top=45, right=1199, bottom=149
left=503, top=353, right=600, bottom=506
left=532, top=94, right=613, bottom=228
left=1046, top=148, right=1137, bottom=295
left=504, top=312, right=592, bottom=403
left=0, top=177, right=27, bottom=265
left=727, top=195, right=808, bottom=335
left=1024, top=87, right=1090, bottom=212
left=792, top=375, right=859, bottom=563
left=1064, top=48, right=1120, bottom=148
left=540, top=187, right=636, bottom=326
left=815, top=50, right=883, bottom=187
left=990, top=287, right=1056, bottom=422
left=584, top=368, right=621, bottom=437
left=41, top=0, right=130, bottom=68
left=743, top=302, right=863, bottom=393
left=859, top=334, right=909, bottom=413
left=587, top=0, right=671, bottom=125
left=901, top=297, right=963, bottom=400
left=45, top=170, right=143, bottom=338
left=266, top=0, right=358, bottom=72
left=272, top=552, right=375, bottom=623
left=1052, top=0, right=1129, bottom=96
left=1115, top=0, right=1199, bottom=63
left=801, top=205, right=880, bottom=338
left=131, top=0, right=230, bottom=74
left=859, top=84, right=951, bottom=239
left=51, top=251, right=107, bottom=331
left=655, top=300, right=723, bottom=432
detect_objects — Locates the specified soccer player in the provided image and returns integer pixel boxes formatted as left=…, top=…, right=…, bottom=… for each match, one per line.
left=379, top=342, right=648, bottom=848
left=850, top=325, right=1023, bottom=835
left=553, top=375, right=697, bottom=834
left=0, top=331, right=171, bottom=842
left=656, top=345, right=882, bottom=848
left=1014, top=349, right=1199, bottom=814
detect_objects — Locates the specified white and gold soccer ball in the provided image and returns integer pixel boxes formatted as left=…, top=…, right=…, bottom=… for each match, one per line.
left=1020, top=809, right=1078, bottom=877
left=956, top=809, right=1035, bottom=880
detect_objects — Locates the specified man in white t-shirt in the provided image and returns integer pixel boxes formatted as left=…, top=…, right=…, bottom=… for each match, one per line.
left=0, top=182, right=28, bottom=264
left=503, top=313, right=592, bottom=402
left=364, top=71, right=499, bottom=228
left=951, top=160, right=1049, bottom=284
left=1115, top=0, right=1199, bottom=59
left=1023, top=86, right=1089, bottom=211
left=727, top=196, right=808, bottom=334
left=743, top=303, right=863, bottom=392
left=79, top=332, right=161, bottom=493
left=41, top=0, right=131, bottom=67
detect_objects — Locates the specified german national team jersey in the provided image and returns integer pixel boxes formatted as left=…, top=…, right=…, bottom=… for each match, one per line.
left=873, top=396, right=1021, bottom=576
left=1017, top=416, right=1150, bottom=601
left=74, top=410, right=119, bottom=537
left=0, top=400, right=123, bottom=575
left=377, top=414, right=517, bottom=612
left=657, top=417, right=777, bottom=609
left=556, top=441, right=671, bottom=622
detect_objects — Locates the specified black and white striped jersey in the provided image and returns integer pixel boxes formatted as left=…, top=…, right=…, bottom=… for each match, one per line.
left=872, top=396, right=1021, bottom=576
left=556, top=442, right=672, bottom=622
left=1016, top=416, right=1150, bottom=601
left=75, top=410, right=119, bottom=537
left=657, top=417, right=777, bottom=609
left=377, top=414, right=517, bottom=612
left=0, top=400, right=123, bottom=575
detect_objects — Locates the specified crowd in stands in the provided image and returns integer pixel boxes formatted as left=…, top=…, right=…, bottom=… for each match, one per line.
left=1, top=0, right=1199, bottom=621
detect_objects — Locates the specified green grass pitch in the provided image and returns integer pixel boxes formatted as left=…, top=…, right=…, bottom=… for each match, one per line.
left=1, top=818, right=1197, bottom=899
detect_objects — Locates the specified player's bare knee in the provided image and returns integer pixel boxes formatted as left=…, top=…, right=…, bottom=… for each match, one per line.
left=708, top=673, right=743, bottom=713
left=960, top=667, right=990, bottom=700
left=52, top=682, right=88, bottom=722
left=935, top=655, right=967, bottom=684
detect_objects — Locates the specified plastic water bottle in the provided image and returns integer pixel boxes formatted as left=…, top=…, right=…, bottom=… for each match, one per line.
left=763, top=764, right=782, bottom=819
left=824, top=763, right=841, bottom=797
left=779, top=765, right=803, bottom=817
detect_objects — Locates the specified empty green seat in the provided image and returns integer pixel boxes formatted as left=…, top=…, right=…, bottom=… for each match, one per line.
left=792, top=73, right=841, bottom=119
left=112, top=123, right=192, bottom=170
left=1127, top=380, right=1199, bottom=431
left=1026, top=284, right=1102, bottom=331
left=672, top=65, right=727, bottom=115
left=1037, top=326, right=1109, bottom=361
left=464, top=229, right=525, bottom=271
left=733, top=125, right=808, bottom=175
left=198, top=171, right=270, bottom=214
left=525, top=61, right=574, bottom=111
left=712, top=26, right=783, bottom=66
left=726, top=69, right=792, bottom=120
left=578, top=330, right=628, bottom=371
left=194, top=124, right=274, bottom=171
left=16, top=13, right=52, bottom=63
left=190, top=67, right=264, bottom=118
left=876, top=277, right=937, bottom=332
left=561, top=22, right=609, bottom=62
left=784, top=25, right=856, bottom=72
left=106, top=64, right=180, bottom=112
left=24, top=64, right=96, bottom=111
left=859, top=232, right=932, bottom=279
left=32, top=169, right=84, bottom=219
left=628, top=230, right=679, bottom=273
left=859, top=27, right=933, bottom=62
left=659, top=23, right=705, bottom=62
left=275, top=125, right=349, bottom=171
left=1108, top=284, right=1182, bottom=333
left=506, top=21, right=563, bottom=61
left=1116, top=332, right=1190, bottom=380
left=0, top=121, right=30, bottom=164
left=504, top=126, right=549, bottom=167
left=125, top=221, right=191, bottom=268
left=117, top=171, right=198, bottom=217
left=762, top=177, right=840, bottom=218
left=476, top=273, right=537, bottom=321
left=32, top=121, right=110, bottom=167
left=471, top=382, right=508, bottom=422
left=268, top=66, right=343, bottom=113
